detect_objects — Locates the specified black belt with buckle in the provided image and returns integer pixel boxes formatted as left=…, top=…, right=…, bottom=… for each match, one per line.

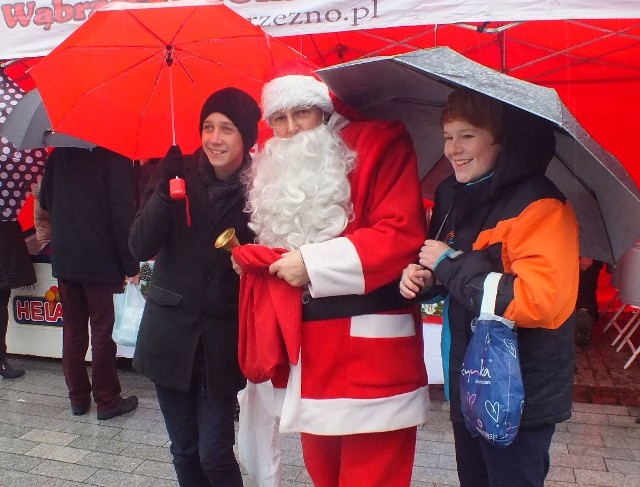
left=302, top=280, right=416, bottom=321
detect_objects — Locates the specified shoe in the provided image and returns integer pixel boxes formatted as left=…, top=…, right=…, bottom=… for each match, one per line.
left=0, top=358, right=25, bottom=379
left=71, top=399, right=91, bottom=416
left=575, top=308, right=594, bottom=347
left=97, top=395, right=138, bottom=420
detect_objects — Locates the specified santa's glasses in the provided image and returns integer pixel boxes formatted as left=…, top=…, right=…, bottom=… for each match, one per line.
left=267, top=105, right=317, bottom=129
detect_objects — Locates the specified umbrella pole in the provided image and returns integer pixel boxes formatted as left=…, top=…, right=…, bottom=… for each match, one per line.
left=169, top=64, right=176, bottom=146
left=166, top=45, right=176, bottom=146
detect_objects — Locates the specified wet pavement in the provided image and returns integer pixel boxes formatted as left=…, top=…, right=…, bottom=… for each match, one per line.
left=574, top=311, right=640, bottom=408
left=0, top=308, right=639, bottom=486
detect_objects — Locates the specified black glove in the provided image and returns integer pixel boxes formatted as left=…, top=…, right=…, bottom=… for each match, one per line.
left=157, top=145, right=184, bottom=197
left=160, top=145, right=184, bottom=180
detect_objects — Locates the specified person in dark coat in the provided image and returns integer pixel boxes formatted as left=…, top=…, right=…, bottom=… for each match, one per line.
left=0, top=220, right=35, bottom=379
left=400, top=88, right=579, bottom=487
left=575, top=256, right=604, bottom=346
left=39, top=146, right=140, bottom=419
left=0, top=145, right=46, bottom=379
left=129, top=87, right=260, bottom=487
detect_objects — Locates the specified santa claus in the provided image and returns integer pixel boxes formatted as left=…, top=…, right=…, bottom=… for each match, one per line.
left=240, top=62, right=430, bottom=487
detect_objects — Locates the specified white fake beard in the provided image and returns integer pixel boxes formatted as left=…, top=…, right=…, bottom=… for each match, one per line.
left=245, top=124, right=356, bottom=250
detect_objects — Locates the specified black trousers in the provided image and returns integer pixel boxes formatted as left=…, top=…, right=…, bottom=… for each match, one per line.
left=577, top=260, right=604, bottom=319
left=58, top=279, right=122, bottom=411
left=0, top=289, right=10, bottom=361
left=453, top=420, right=555, bottom=487
left=155, top=374, right=242, bottom=487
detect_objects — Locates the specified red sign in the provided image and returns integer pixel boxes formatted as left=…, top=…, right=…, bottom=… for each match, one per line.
left=13, top=296, right=63, bottom=327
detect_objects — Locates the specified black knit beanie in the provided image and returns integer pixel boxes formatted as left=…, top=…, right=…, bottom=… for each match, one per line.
left=199, top=87, right=261, bottom=154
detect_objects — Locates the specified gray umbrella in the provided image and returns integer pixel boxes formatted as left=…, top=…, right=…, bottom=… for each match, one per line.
left=318, top=46, right=640, bottom=265
left=0, top=88, right=96, bottom=150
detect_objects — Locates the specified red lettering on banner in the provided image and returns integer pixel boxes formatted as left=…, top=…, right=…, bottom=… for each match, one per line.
left=2, top=0, right=109, bottom=32
left=247, top=0, right=379, bottom=29
left=2, top=0, right=378, bottom=36
left=33, top=6, right=53, bottom=30
left=14, top=299, right=30, bottom=321
left=1, top=2, right=36, bottom=28
left=44, top=301, right=63, bottom=322
left=52, top=0, right=74, bottom=22
left=12, top=297, right=63, bottom=326
left=31, top=301, right=44, bottom=321
left=75, top=1, right=94, bottom=19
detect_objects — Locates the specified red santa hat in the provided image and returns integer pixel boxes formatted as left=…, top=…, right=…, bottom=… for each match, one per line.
left=261, top=59, right=334, bottom=120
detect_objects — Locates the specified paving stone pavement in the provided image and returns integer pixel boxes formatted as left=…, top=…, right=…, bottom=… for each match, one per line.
left=0, top=355, right=639, bottom=487
left=574, top=311, right=640, bottom=408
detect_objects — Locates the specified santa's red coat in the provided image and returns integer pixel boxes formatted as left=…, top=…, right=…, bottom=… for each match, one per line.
left=279, top=116, right=430, bottom=435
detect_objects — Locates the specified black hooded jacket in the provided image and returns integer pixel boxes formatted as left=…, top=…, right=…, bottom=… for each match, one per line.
left=427, top=107, right=580, bottom=428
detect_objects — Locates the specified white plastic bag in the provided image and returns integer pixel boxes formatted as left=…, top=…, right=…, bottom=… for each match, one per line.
left=112, top=282, right=145, bottom=347
left=237, top=382, right=283, bottom=487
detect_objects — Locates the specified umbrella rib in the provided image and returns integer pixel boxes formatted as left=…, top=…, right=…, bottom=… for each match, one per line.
left=52, top=7, right=202, bottom=133
left=180, top=33, right=270, bottom=45
left=172, top=44, right=265, bottom=85
left=129, top=53, right=171, bottom=156
left=387, top=97, right=444, bottom=107
left=68, top=48, right=160, bottom=96
left=554, top=152, right=597, bottom=199
left=174, top=55, right=261, bottom=96
left=122, top=9, right=183, bottom=49
left=110, top=9, right=274, bottom=65
left=553, top=151, right=616, bottom=265
left=44, top=46, right=160, bottom=140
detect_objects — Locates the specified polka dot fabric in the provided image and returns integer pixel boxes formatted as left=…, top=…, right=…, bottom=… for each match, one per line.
left=0, top=68, right=47, bottom=221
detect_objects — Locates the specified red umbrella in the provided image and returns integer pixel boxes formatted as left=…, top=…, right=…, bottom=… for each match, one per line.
left=29, top=0, right=301, bottom=160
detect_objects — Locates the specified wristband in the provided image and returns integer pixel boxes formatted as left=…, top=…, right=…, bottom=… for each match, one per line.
left=434, top=248, right=464, bottom=269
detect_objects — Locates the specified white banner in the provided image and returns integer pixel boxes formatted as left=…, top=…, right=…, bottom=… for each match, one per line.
left=2, top=0, right=640, bottom=60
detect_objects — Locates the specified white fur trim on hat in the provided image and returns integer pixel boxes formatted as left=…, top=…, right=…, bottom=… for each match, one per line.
left=262, top=75, right=334, bottom=120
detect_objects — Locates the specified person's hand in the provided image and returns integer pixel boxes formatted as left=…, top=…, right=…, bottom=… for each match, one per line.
left=579, top=256, right=594, bottom=271
left=231, top=255, right=242, bottom=276
left=269, top=250, right=310, bottom=288
left=419, top=240, right=452, bottom=270
left=124, top=274, right=140, bottom=286
left=399, top=263, right=434, bottom=299
left=158, top=145, right=184, bottom=193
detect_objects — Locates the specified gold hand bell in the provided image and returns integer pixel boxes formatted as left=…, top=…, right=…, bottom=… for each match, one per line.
left=214, top=227, right=240, bottom=252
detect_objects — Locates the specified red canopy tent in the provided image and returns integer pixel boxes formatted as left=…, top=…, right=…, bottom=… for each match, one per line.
left=279, top=18, right=640, bottom=185
left=4, top=17, right=640, bottom=234
left=3, top=57, right=37, bottom=91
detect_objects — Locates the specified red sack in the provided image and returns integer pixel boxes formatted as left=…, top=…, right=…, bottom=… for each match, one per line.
left=232, top=245, right=302, bottom=388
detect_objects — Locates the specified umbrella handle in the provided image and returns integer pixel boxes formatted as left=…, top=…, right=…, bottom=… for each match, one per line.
left=169, top=177, right=185, bottom=200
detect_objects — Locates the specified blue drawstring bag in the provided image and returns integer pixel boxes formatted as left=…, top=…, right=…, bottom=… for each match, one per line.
left=460, top=272, right=525, bottom=448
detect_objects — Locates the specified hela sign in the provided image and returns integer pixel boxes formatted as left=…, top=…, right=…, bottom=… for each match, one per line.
left=13, top=296, right=63, bottom=327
